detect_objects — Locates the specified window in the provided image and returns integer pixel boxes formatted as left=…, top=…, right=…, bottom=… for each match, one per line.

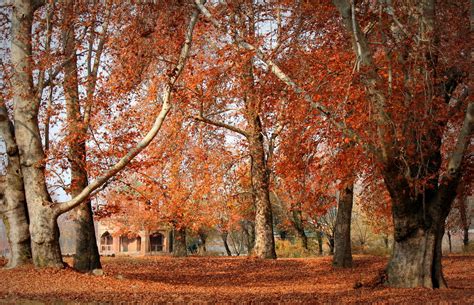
left=100, top=232, right=113, bottom=253
left=137, top=236, right=142, bottom=252
left=149, top=233, right=164, bottom=252
left=120, top=235, right=131, bottom=252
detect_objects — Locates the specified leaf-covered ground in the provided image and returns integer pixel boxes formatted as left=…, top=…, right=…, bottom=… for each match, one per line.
left=0, top=254, right=473, bottom=304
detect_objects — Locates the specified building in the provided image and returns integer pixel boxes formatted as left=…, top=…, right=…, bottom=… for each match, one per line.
left=96, top=221, right=173, bottom=256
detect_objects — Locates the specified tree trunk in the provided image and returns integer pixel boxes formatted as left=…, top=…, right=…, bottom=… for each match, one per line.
left=62, top=1, right=101, bottom=272
left=447, top=231, right=452, bottom=253
left=172, top=227, right=187, bottom=257
left=198, top=230, right=207, bottom=253
left=463, top=228, right=469, bottom=247
left=240, top=3, right=276, bottom=259
left=459, top=197, right=470, bottom=247
left=70, top=202, right=101, bottom=271
left=11, top=0, right=63, bottom=268
left=0, top=105, right=31, bottom=268
left=333, top=185, right=353, bottom=268
left=317, top=231, right=323, bottom=255
left=292, top=209, right=308, bottom=250
left=328, top=237, right=334, bottom=254
left=221, top=232, right=232, bottom=256
left=388, top=226, right=447, bottom=288
left=386, top=193, right=451, bottom=288
left=241, top=221, right=255, bottom=255
left=1, top=208, right=31, bottom=269
left=247, top=121, right=276, bottom=259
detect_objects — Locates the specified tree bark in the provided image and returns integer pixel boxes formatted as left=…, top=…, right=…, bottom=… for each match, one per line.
left=459, top=197, right=470, bottom=247
left=0, top=104, right=31, bottom=268
left=241, top=220, right=256, bottom=255
left=198, top=229, right=207, bottom=253
left=463, top=228, right=469, bottom=248
left=333, top=185, right=353, bottom=268
left=172, top=227, right=187, bottom=257
left=61, top=0, right=101, bottom=272
left=292, top=209, right=308, bottom=250
left=328, top=237, right=334, bottom=254
left=317, top=231, right=323, bottom=255
left=385, top=174, right=456, bottom=288
left=241, top=10, right=276, bottom=257
left=11, top=0, right=63, bottom=268
left=387, top=217, right=448, bottom=288
left=221, top=232, right=232, bottom=256
left=447, top=231, right=452, bottom=253
left=249, top=130, right=276, bottom=259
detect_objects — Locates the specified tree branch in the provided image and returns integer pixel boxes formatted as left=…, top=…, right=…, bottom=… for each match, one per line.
left=194, top=0, right=378, bottom=157
left=84, top=4, right=112, bottom=129
left=194, top=113, right=249, bottom=138
left=446, top=102, right=473, bottom=179
left=53, top=3, right=202, bottom=215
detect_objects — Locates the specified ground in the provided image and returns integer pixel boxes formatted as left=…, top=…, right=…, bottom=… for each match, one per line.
left=0, top=254, right=473, bottom=304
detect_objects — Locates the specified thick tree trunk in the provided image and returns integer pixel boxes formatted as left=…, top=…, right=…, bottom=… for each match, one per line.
left=172, top=227, right=187, bottom=257
left=248, top=125, right=276, bottom=259
left=221, top=232, right=232, bottom=256
left=0, top=105, right=31, bottom=268
left=388, top=226, right=447, bottom=288
left=241, top=3, right=276, bottom=259
left=333, top=185, right=353, bottom=268
left=386, top=192, right=451, bottom=288
left=11, top=0, right=63, bottom=268
left=62, top=2, right=101, bottom=272
left=70, top=202, right=101, bottom=271
left=1, top=209, right=31, bottom=268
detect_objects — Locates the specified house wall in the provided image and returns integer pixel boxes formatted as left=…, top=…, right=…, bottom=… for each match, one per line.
left=96, top=221, right=171, bottom=256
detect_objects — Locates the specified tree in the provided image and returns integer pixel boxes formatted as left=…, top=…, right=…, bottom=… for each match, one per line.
left=6, top=0, right=201, bottom=268
left=61, top=0, right=110, bottom=272
left=0, top=102, right=30, bottom=268
left=195, top=0, right=471, bottom=287
left=192, top=1, right=278, bottom=259
left=333, top=184, right=353, bottom=268
left=332, top=0, right=472, bottom=287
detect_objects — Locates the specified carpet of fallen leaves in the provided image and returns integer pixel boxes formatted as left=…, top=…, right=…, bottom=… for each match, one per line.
left=0, top=254, right=473, bottom=304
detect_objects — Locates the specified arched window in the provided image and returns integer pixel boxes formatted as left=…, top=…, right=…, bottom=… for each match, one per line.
left=137, top=236, right=142, bottom=252
left=149, top=232, right=164, bottom=252
left=100, top=232, right=113, bottom=253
